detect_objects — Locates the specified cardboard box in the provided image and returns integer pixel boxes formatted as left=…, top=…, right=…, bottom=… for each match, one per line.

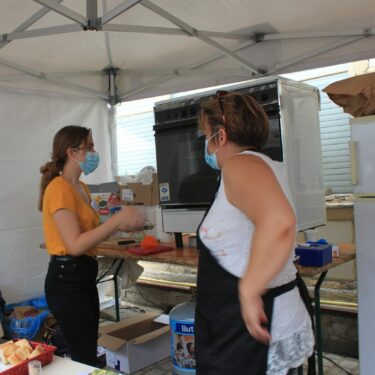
left=119, top=174, right=159, bottom=206
left=98, top=313, right=170, bottom=374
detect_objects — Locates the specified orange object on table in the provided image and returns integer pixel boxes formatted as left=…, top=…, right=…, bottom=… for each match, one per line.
left=140, top=235, right=158, bottom=250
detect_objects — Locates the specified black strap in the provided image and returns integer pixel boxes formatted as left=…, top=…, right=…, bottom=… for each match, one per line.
left=296, top=272, right=317, bottom=375
left=264, top=279, right=297, bottom=299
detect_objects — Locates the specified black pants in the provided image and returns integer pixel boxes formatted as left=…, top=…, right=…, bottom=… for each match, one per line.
left=44, top=255, right=99, bottom=366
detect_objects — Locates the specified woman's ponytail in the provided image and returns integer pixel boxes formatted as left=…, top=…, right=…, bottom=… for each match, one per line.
left=38, top=160, right=60, bottom=211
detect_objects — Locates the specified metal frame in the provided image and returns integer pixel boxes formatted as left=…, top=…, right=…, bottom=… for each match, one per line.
left=96, top=258, right=124, bottom=322
left=33, top=0, right=87, bottom=26
left=140, top=0, right=263, bottom=75
left=101, top=0, right=142, bottom=25
left=315, top=271, right=328, bottom=375
left=0, top=0, right=372, bottom=103
left=269, top=36, right=368, bottom=74
left=118, top=40, right=256, bottom=100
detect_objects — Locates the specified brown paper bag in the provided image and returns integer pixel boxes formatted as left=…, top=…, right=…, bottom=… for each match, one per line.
left=323, top=72, right=375, bottom=117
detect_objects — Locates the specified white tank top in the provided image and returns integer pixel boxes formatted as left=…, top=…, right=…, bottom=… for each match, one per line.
left=199, top=150, right=296, bottom=287
left=199, top=151, right=313, bottom=352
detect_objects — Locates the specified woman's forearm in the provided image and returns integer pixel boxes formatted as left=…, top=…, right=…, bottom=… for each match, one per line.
left=240, top=216, right=296, bottom=297
left=67, top=215, right=120, bottom=255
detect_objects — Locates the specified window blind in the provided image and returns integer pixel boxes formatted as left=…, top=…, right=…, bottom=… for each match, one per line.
left=116, top=95, right=169, bottom=176
left=304, top=72, right=352, bottom=193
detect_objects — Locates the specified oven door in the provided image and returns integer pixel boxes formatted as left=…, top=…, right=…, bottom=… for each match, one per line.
left=154, top=120, right=220, bottom=207
left=263, top=110, right=283, bottom=162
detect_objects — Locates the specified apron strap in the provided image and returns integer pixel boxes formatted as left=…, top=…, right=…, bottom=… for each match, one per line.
left=264, top=279, right=297, bottom=299
left=296, top=272, right=317, bottom=375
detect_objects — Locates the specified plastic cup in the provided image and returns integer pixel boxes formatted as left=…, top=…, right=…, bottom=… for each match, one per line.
left=304, top=229, right=319, bottom=242
left=28, top=360, right=42, bottom=375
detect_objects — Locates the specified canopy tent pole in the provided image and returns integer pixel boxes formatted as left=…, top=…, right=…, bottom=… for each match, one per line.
left=101, top=24, right=252, bottom=41
left=33, top=0, right=87, bottom=26
left=101, top=0, right=142, bottom=25
left=106, top=68, right=119, bottom=105
left=118, top=39, right=256, bottom=101
left=270, top=36, right=367, bottom=74
left=0, top=56, right=108, bottom=100
left=263, top=28, right=375, bottom=41
left=4, top=24, right=82, bottom=42
left=0, top=0, right=64, bottom=49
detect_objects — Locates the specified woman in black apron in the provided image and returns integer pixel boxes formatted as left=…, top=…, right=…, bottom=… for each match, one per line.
left=195, top=92, right=315, bottom=375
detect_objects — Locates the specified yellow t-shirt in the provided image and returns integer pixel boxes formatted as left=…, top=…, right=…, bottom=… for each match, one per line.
left=42, top=176, right=100, bottom=256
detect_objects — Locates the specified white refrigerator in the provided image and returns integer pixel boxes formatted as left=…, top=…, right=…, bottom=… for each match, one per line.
left=350, top=115, right=375, bottom=374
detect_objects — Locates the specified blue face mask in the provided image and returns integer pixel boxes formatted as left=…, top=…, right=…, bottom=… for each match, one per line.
left=204, top=132, right=220, bottom=170
left=79, top=152, right=100, bottom=175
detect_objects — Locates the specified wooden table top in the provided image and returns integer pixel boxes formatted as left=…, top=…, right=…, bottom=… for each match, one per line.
left=97, top=241, right=356, bottom=277
left=97, top=239, right=199, bottom=267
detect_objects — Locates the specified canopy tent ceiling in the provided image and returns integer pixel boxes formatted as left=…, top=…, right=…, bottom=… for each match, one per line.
left=0, top=0, right=374, bottom=103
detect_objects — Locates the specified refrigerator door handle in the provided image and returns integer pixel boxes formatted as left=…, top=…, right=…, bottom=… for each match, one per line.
left=349, top=140, right=358, bottom=185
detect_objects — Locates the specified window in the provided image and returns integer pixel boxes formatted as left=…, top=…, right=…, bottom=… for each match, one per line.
left=304, top=72, right=352, bottom=194
left=116, top=95, right=169, bottom=176
left=283, top=64, right=352, bottom=194
left=115, top=86, right=216, bottom=176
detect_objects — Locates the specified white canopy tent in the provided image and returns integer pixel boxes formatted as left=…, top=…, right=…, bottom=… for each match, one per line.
left=0, top=0, right=374, bottom=303
left=0, top=0, right=374, bottom=103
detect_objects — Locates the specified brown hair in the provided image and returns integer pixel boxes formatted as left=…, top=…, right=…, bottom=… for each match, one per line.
left=38, top=125, right=90, bottom=211
left=200, top=91, right=269, bottom=149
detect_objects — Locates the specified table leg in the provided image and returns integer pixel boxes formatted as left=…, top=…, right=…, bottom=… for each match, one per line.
left=314, top=270, right=327, bottom=375
left=113, top=259, right=125, bottom=322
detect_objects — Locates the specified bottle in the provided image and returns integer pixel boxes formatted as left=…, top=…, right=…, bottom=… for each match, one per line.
left=169, top=301, right=196, bottom=375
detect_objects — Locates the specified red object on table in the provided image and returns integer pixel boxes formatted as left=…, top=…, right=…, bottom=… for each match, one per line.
left=127, top=245, right=173, bottom=255
left=2, top=340, right=56, bottom=375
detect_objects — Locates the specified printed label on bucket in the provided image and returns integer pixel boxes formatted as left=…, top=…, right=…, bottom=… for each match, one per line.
left=170, top=319, right=195, bottom=372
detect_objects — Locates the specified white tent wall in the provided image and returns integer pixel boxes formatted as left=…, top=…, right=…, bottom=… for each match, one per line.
left=0, top=89, right=112, bottom=303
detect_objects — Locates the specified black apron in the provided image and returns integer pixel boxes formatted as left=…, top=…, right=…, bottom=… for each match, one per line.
left=195, top=184, right=316, bottom=375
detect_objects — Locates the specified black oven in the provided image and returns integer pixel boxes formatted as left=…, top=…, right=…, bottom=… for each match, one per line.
left=153, top=81, right=283, bottom=208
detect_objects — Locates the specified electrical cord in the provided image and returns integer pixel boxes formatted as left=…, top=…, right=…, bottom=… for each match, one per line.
left=320, top=352, right=355, bottom=375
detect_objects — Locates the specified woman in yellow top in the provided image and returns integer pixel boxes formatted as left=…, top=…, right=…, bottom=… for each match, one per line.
left=39, top=125, right=143, bottom=366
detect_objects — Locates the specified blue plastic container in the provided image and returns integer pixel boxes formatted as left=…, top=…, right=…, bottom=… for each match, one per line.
left=295, top=244, right=332, bottom=266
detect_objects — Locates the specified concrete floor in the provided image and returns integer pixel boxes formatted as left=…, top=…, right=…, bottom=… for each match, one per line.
left=100, top=303, right=360, bottom=375
left=130, top=353, right=359, bottom=375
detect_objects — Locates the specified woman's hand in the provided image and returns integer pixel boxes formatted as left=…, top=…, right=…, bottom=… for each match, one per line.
left=239, top=280, right=271, bottom=344
left=116, top=206, right=145, bottom=232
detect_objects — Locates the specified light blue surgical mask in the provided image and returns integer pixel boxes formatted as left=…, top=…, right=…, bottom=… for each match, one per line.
left=78, top=151, right=100, bottom=175
left=204, top=132, right=220, bottom=170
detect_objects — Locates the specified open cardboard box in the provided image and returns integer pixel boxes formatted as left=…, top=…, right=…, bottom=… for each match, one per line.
left=98, top=312, right=170, bottom=374
left=119, top=173, right=159, bottom=206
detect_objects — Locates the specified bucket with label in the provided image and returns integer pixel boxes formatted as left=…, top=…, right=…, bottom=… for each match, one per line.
left=169, top=301, right=196, bottom=375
